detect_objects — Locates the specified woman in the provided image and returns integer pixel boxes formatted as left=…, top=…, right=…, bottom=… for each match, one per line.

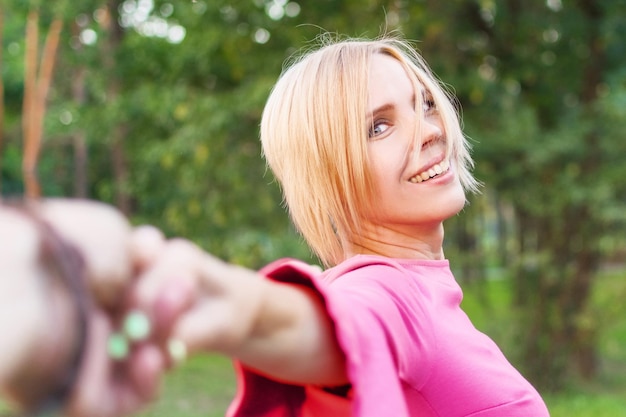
left=133, top=36, right=550, bottom=416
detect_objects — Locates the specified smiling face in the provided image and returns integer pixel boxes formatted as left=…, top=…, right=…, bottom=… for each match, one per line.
left=261, top=38, right=478, bottom=265
left=363, top=53, right=467, bottom=231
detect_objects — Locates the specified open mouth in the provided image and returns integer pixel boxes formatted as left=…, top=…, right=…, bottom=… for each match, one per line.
left=409, top=159, right=450, bottom=183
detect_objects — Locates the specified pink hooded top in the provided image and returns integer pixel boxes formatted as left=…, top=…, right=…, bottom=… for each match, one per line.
left=227, top=255, right=550, bottom=417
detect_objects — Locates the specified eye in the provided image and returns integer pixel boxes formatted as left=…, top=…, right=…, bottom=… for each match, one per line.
left=422, top=93, right=437, bottom=114
left=368, top=120, right=390, bottom=139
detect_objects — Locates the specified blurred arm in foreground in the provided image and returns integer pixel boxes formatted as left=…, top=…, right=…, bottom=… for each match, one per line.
left=0, top=200, right=166, bottom=417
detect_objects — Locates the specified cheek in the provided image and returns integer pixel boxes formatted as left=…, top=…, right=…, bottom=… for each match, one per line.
left=368, top=147, right=403, bottom=187
left=368, top=164, right=399, bottom=207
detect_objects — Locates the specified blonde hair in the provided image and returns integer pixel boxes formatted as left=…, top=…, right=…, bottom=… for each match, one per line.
left=261, top=36, right=479, bottom=267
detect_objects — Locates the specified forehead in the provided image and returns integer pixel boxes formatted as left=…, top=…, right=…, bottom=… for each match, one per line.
left=367, top=53, right=423, bottom=109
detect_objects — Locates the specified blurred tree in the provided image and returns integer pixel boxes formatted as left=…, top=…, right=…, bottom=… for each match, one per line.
left=1, top=0, right=624, bottom=391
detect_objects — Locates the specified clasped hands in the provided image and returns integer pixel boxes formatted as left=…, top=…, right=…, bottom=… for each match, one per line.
left=0, top=199, right=265, bottom=417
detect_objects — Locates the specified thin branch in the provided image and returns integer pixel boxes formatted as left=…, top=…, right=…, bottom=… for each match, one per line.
left=22, top=11, right=63, bottom=198
left=22, top=9, right=39, bottom=198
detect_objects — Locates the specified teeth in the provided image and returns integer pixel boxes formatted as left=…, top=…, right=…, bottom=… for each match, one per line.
left=409, top=159, right=450, bottom=183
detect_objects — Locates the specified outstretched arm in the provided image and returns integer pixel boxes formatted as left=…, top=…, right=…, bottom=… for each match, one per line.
left=132, top=238, right=348, bottom=386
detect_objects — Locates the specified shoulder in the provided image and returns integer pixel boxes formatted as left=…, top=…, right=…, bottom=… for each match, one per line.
left=323, top=255, right=412, bottom=284
left=321, top=256, right=435, bottom=317
left=322, top=256, right=439, bottom=301
left=258, top=256, right=415, bottom=290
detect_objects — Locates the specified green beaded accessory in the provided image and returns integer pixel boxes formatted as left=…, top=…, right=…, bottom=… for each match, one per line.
left=123, top=310, right=151, bottom=341
left=106, top=311, right=187, bottom=365
left=107, top=333, right=130, bottom=360
left=106, top=310, right=151, bottom=361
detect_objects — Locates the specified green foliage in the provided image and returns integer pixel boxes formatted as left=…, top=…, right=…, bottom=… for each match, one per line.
left=2, top=0, right=625, bottom=391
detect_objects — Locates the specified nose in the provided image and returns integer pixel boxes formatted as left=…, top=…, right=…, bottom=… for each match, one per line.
left=419, top=115, right=443, bottom=148
left=405, top=113, right=443, bottom=164
left=408, top=114, right=443, bottom=155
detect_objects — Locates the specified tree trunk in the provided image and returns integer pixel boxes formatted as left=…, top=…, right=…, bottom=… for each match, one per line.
left=71, top=21, right=88, bottom=198
left=22, top=10, right=62, bottom=198
left=512, top=192, right=603, bottom=390
left=102, top=0, right=131, bottom=214
left=22, top=10, right=39, bottom=198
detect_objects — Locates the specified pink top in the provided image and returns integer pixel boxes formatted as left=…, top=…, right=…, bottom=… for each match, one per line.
left=227, top=255, right=550, bottom=417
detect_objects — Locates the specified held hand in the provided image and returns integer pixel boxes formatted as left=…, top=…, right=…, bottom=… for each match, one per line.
left=130, top=236, right=266, bottom=357
left=45, top=202, right=170, bottom=417
left=0, top=199, right=169, bottom=417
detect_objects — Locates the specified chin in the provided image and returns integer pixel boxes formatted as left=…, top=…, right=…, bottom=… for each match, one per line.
left=442, top=186, right=468, bottom=219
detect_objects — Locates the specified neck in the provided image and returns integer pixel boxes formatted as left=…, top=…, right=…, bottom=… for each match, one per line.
left=346, top=222, right=446, bottom=261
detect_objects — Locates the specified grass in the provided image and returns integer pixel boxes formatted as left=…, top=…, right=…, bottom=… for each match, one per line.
left=137, top=355, right=236, bottom=417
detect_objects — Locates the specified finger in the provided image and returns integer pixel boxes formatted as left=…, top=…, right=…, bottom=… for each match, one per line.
left=102, top=345, right=166, bottom=417
left=132, top=239, right=203, bottom=311
left=132, top=241, right=264, bottom=356
left=150, top=278, right=196, bottom=341
left=130, top=225, right=166, bottom=273
left=125, top=344, right=166, bottom=405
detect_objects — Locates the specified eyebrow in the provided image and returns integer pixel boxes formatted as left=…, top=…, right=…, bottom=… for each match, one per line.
left=367, top=93, right=417, bottom=119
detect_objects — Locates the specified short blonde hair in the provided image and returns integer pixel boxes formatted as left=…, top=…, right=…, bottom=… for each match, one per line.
left=261, top=36, right=479, bottom=267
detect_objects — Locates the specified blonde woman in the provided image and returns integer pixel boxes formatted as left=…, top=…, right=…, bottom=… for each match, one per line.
left=133, top=37, right=550, bottom=416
